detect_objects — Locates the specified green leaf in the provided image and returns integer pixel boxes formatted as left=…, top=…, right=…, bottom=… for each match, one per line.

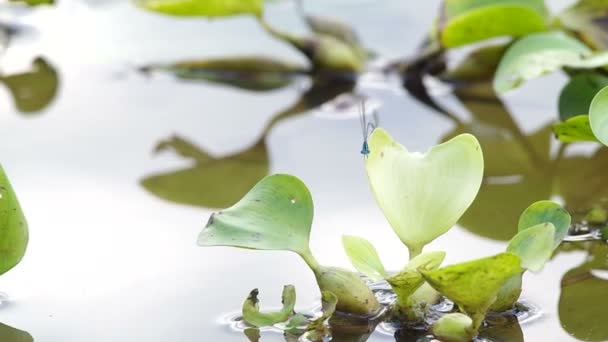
left=443, top=0, right=547, bottom=18
left=0, top=322, right=32, bottom=342
left=9, top=0, right=53, bottom=5
left=142, top=136, right=269, bottom=209
left=341, top=235, right=388, bottom=281
left=142, top=56, right=305, bottom=92
left=388, top=251, right=446, bottom=303
left=558, top=0, right=608, bottom=50
left=507, top=223, right=555, bottom=272
left=440, top=3, right=547, bottom=48
left=198, top=174, right=312, bottom=255
left=517, top=200, right=572, bottom=248
left=1, top=57, right=59, bottom=114
left=494, top=31, right=608, bottom=93
left=489, top=273, right=523, bottom=311
left=559, top=72, right=608, bottom=121
left=135, top=0, right=262, bottom=17
left=0, top=165, right=28, bottom=276
left=365, top=128, right=484, bottom=254
left=431, top=313, right=474, bottom=342
left=242, top=285, right=296, bottom=327
left=420, top=253, right=522, bottom=318
left=553, top=115, right=599, bottom=143
left=589, top=84, right=608, bottom=146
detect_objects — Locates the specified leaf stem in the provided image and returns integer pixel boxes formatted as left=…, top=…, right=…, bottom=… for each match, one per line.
left=408, top=246, right=423, bottom=260
left=299, top=248, right=321, bottom=272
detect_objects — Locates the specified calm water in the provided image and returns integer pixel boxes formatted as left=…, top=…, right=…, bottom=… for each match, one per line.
left=0, top=0, right=605, bottom=341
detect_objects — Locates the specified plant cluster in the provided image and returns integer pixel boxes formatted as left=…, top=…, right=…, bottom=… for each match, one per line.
left=198, top=128, right=572, bottom=341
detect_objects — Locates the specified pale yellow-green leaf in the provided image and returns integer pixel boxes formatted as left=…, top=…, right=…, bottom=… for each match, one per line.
left=589, top=85, right=608, bottom=146
left=136, top=0, right=262, bottom=17
left=431, top=313, right=474, bottom=342
left=242, top=285, right=296, bottom=327
left=365, top=128, right=483, bottom=253
left=507, top=223, right=555, bottom=272
left=341, top=235, right=387, bottom=281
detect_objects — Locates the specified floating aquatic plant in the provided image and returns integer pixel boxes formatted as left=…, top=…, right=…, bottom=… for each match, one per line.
left=199, top=174, right=380, bottom=316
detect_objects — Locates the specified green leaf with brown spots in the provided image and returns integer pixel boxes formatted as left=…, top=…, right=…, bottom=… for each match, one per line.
left=553, top=115, right=599, bottom=143
left=0, top=165, right=28, bottom=276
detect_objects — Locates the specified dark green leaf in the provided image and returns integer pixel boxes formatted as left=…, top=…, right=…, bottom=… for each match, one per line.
left=559, top=72, right=608, bottom=121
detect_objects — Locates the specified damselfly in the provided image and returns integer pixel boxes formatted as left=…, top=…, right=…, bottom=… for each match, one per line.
left=359, top=100, right=379, bottom=157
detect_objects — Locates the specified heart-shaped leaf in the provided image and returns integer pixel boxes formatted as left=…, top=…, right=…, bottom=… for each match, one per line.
left=365, top=128, right=484, bottom=254
left=589, top=85, right=608, bottom=146
left=135, top=0, right=262, bottom=17
left=341, top=235, right=387, bottom=281
left=242, top=285, right=296, bottom=327
left=517, top=200, right=571, bottom=248
left=553, top=115, right=600, bottom=143
left=558, top=72, right=608, bottom=121
left=507, top=223, right=555, bottom=272
left=440, top=2, right=547, bottom=48
left=420, top=253, right=521, bottom=317
left=198, top=174, right=312, bottom=255
left=494, top=32, right=608, bottom=93
left=0, top=165, right=28, bottom=276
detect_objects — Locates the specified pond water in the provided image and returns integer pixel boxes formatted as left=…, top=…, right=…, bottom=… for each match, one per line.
left=0, top=0, right=606, bottom=341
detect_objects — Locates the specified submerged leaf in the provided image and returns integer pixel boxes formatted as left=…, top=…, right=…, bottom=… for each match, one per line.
left=135, top=0, right=262, bottom=17
left=0, top=165, right=28, bottom=276
left=420, top=253, right=521, bottom=317
left=553, top=115, right=600, bottom=143
left=559, top=72, right=608, bottom=121
left=440, top=2, right=547, bottom=48
left=517, top=200, right=572, bottom=248
left=242, top=285, right=296, bottom=327
left=589, top=84, right=608, bottom=146
left=507, top=223, right=555, bottom=272
left=365, top=128, right=483, bottom=254
left=494, top=32, right=608, bottom=93
left=143, top=56, right=305, bottom=91
left=341, top=236, right=388, bottom=281
left=198, top=174, right=312, bottom=255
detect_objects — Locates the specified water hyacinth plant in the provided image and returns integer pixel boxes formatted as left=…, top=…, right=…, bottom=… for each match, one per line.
left=197, top=126, right=575, bottom=341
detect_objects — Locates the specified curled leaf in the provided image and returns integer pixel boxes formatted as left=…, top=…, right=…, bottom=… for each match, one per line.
left=242, top=285, right=296, bottom=327
left=507, top=223, right=555, bottom=272
left=0, top=165, right=28, bottom=276
left=198, top=174, right=312, bottom=255
left=553, top=115, right=599, bottom=143
left=494, top=32, right=608, bottom=93
left=365, top=128, right=483, bottom=255
left=590, top=84, right=608, bottom=146
left=308, top=291, right=338, bottom=331
left=341, top=235, right=387, bottom=281
left=135, top=0, right=262, bottom=17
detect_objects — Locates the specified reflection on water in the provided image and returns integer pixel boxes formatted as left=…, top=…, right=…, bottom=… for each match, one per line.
left=141, top=78, right=354, bottom=208
left=0, top=322, right=32, bottom=342
left=1, top=57, right=59, bottom=114
left=559, top=241, right=608, bottom=341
